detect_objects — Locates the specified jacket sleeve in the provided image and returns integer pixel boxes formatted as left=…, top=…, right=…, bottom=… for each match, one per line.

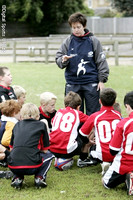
left=55, top=36, right=71, bottom=69
left=1, top=122, right=15, bottom=147
left=91, top=36, right=109, bottom=83
left=0, top=93, right=9, bottom=102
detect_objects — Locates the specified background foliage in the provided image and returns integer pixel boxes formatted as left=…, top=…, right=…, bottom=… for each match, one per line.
left=1, top=0, right=132, bottom=36
left=0, top=0, right=94, bottom=36
left=112, top=0, right=133, bottom=17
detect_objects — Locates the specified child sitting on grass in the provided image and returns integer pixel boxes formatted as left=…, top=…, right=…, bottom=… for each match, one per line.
left=49, top=91, right=95, bottom=170
left=39, top=92, right=57, bottom=132
left=0, top=99, right=21, bottom=148
left=0, top=100, right=21, bottom=178
left=102, top=91, right=133, bottom=196
left=7, top=103, right=54, bottom=189
left=0, top=66, right=17, bottom=118
left=12, top=85, right=26, bottom=106
left=0, top=66, right=17, bottom=103
left=79, top=88, right=122, bottom=171
left=0, top=99, right=21, bottom=168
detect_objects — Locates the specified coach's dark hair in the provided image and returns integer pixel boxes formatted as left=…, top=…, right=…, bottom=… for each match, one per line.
left=124, top=91, right=133, bottom=109
left=0, top=66, right=9, bottom=76
left=68, top=12, right=87, bottom=27
left=64, top=91, right=82, bottom=109
left=100, top=88, right=117, bottom=106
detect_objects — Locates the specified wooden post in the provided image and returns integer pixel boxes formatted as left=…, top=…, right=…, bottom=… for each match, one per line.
left=13, top=40, right=16, bottom=63
left=45, top=41, right=48, bottom=64
left=114, top=40, right=119, bottom=66
left=131, top=35, right=133, bottom=49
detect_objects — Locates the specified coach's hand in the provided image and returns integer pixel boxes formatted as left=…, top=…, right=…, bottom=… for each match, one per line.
left=97, top=82, right=105, bottom=91
left=62, top=55, right=73, bottom=63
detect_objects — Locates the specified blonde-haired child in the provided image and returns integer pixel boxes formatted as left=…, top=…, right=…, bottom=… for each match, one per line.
left=39, top=92, right=57, bottom=132
left=12, top=85, right=26, bottom=106
left=20, top=103, right=39, bottom=120
left=7, top=102, right=54, bottom=189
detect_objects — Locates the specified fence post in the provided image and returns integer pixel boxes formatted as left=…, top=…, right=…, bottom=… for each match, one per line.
left=114, top=40, right=119, bottom=66
left=113, top=17, right=116, bottom=35
left=45, top=41, right=48, bottom=64
left=131, top=35, right=133, bottom=49
left=13, top=40, right=16, bottom=63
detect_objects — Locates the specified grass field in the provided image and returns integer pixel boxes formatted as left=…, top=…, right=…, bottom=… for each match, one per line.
left=0, top=62, right=133, bottom=200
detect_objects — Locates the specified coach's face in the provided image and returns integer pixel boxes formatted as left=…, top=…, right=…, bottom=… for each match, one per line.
left=71, top=22, right=85, bottom=36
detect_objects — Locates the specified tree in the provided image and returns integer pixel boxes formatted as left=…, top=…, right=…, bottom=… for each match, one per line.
left=0, top=0, right=94, bottom=36
left=112, top=0, right=133, bottom=17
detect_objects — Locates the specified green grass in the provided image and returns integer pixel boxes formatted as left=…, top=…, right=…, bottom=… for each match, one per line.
left=7, top=62, right=66, bottom=109
left=0, top=62, right=133, bottom=200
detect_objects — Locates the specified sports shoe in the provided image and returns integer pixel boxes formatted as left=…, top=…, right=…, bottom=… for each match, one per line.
left=101, top=162, right=111, bottom=176
left=35, top=177, right=47, bottom=189
left=77, top=158, right=98, bottom=168
left=0, top=170, right=13, bottom=179
left=11, top=177, right=23, bottom=189
left=126, top=172, right=133, bottom=195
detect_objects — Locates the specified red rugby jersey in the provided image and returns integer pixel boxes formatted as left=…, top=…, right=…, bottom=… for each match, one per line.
left=79, top=106, right=121, bottom=162
left=109, top=112, right=133, bottom=174
left=49, top=107, right=88, bottom=154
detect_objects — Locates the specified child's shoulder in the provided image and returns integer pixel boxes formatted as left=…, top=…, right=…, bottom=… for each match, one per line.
left=0, top=85, right=7, bottom=90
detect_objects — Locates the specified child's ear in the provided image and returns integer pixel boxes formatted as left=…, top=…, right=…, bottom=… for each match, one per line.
left=36, top=115, right=40, bottom=120
left=125, top=104, right=131, bottom=111
left=76, top=105, right=80, bottom=110
left=42, top=103, right=45, bottom=108
left=99, top=99, right=102, bottom=105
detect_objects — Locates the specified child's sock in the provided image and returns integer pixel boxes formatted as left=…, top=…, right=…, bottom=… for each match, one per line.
left=79, top=152, right=88, bottom=160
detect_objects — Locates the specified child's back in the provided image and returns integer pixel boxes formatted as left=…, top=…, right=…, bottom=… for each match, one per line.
left=79, top=88, right=122, bottom=162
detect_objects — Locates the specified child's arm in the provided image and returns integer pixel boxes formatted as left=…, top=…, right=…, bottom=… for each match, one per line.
left=40, top=119, right=50, bottom=134
left=1, top=122, right=15, bottom=147
left=41, top=149, right=48, bottom=154
left=0, top=144, right=10, bottom=160
left=0, top=144, right=6, bottom=157
left=88, top=128, right=95, bottom=145
left=38, top=121, right=50, bottom=151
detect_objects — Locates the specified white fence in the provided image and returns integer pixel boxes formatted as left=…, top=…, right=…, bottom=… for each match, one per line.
left=0, top=35, right=133, bottom=66
left=58, top=17, right=133, bottom=35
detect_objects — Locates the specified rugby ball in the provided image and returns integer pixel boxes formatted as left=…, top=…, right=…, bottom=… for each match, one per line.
left=54, top=157, right=74, bottom=171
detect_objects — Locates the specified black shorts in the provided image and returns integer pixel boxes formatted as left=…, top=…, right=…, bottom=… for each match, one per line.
left=50, top=136, right=84, bottom=159
left=103, top=166, right=126, bottom=188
